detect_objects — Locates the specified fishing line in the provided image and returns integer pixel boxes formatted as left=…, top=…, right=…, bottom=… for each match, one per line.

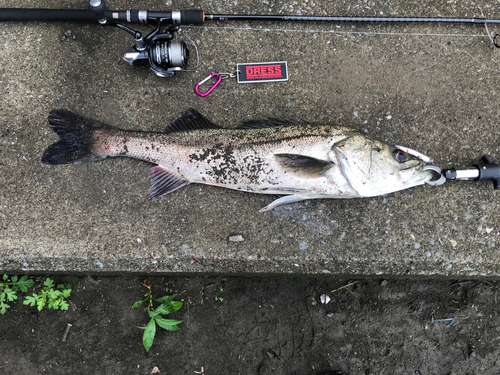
left=484, top=23, right=497, bottom=44
left=179, top=32, right=200, bottom=69
left=182, top=24, right=492, bottom=41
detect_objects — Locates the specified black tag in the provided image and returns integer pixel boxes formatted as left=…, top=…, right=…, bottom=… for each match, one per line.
left=237, top=62, right=288, bottom=84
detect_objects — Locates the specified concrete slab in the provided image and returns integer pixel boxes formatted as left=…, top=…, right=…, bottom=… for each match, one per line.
left=1, top=0, right=500, bottom=277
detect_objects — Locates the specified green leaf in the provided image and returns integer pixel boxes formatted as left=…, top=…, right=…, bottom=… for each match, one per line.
left=2, top=274, right=7, bottom=281
left=155, top=304, right=173, bottom=316
left=155, top=294, right=175, bottom=304
left=37, top=298, right=46, bottom=311
left=155, top=318, right=183, bottom=331
left=48, top=289, right=61, bottom=300
left=148, top=310, right=160, bottom=318
left=142, top=318, right=156, bottom=352
left=132, top=300, right=144, bottom=309
left=43, top=278, right=54, bottom=289
left=171, top=301, right=183, bottom=312
left=0, top=301, right=9, bottom=314
left=11, top=275, right=18, bottom=283
left=62, top=289, right=72, bottom=298
left=17, top=276, right=34, bottom=292
left=60, top=300, right=69, bottom=311
left=24, top=295, right=37, bottom=306
left=5, top=288, right=17, bottom=302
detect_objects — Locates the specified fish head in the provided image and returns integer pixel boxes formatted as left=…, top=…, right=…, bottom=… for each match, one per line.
left=333, top=134, right=433, bottom=196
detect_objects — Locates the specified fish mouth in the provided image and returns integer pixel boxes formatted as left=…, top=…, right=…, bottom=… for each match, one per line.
left=404, top=167, right=434, bottom=187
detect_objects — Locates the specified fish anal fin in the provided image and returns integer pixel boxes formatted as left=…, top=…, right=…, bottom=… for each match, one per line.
left=275, top=154, right=331, bottom=178
left=259, top=195, right=309, bottom=212
left=149, top=166, right=188, bottom=198
left=165, top=109, right=220, bottom=133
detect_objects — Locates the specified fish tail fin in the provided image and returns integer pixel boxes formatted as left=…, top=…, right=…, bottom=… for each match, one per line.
left=42, top=109, right=108, bottom=165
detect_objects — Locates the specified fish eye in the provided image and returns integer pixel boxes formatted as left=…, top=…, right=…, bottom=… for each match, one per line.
left=393, top=150, right=408, bottom=163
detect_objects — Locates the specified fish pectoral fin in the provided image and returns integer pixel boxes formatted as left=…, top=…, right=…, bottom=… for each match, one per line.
left=275, top=154, right=331, bottom=178
left=165, top=109, right=221, bottom=133
left=259, top=194, right=310, bottom=212
left=149, top=166, right=189, bottom=198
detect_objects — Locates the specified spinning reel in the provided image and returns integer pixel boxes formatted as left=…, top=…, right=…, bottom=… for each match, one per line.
left=89, top=0, right=194, bottom=77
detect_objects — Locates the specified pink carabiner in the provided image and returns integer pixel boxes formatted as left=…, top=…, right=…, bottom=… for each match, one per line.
left=195, top=73, right=222, bottom=97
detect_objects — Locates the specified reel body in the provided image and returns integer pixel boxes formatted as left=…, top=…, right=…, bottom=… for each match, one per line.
left=122, top=25, right=189, bottom=77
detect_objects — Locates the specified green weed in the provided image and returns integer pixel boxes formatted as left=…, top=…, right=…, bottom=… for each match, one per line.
left=24, top=278, right=72, bottom=311
left=0, top=275, right=34, bottom=314
left=133, top=281, right=183, bottom=352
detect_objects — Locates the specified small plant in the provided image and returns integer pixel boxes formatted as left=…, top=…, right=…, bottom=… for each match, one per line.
left=133, top=280, right=183, bottom=352
left=0, top=275, right=34, bottom=314
left=24, top=278, right=72, bottom=311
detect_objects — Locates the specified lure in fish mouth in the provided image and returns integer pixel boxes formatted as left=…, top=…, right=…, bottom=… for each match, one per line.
left=42, top=109, right=434, bottom=211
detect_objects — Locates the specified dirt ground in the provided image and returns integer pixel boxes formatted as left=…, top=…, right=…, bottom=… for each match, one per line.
left=0, top=275, right=499, bottom=375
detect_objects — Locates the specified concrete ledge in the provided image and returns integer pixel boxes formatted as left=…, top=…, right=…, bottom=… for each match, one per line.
left=1, top=0, right=500, bottom=278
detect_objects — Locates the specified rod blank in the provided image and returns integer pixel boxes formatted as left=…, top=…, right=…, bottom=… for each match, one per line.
left=208, top=14, right=500, bottom=24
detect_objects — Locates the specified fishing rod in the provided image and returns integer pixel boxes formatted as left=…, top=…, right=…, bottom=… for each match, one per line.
left=1, top=0, right=499, bottom=77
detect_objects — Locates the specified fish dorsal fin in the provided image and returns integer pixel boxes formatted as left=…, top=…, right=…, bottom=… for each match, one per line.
left=275, top=154, right=331, bottom=178
left=149, top=165, right=189, bottom=198
left=165, top=109, right=221, bottom=133
left=238, top=118, right=286, bottom=129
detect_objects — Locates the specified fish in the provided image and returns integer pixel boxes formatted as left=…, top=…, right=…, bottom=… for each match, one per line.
left=41, top=108, right=434, bottom=211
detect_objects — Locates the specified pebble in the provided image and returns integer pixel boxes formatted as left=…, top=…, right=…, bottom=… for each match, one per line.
left=299, top=241, right=309, bottom=250
left=265, top=350, right=277, bottom=359
left=229, top=235, right=244, bottom=242
left=320, top=294, right=331, bottom=304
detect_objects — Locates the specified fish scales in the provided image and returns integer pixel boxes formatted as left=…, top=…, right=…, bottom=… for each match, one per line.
left=96, top=125, right=355, bottom=192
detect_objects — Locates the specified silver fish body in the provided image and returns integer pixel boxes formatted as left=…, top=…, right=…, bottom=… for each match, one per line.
left=42, top=109, right=433, bottom=211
